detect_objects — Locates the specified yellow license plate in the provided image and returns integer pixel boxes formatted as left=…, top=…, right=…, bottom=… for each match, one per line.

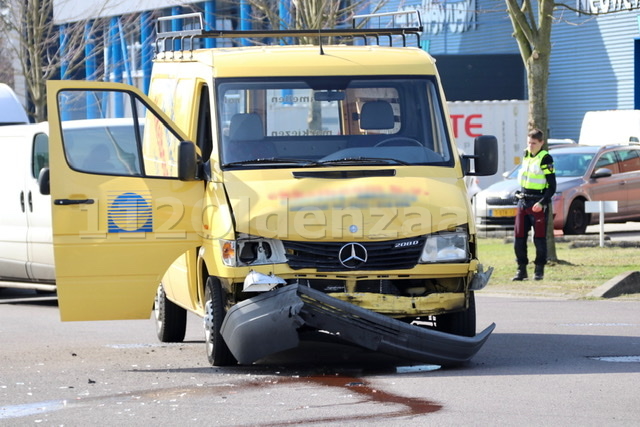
left=490, top=208, right=516, bottom=217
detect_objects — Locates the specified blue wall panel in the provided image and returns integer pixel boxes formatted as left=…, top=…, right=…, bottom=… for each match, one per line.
left=549, top=11, right=639, bottom=140
left=380, top=0, right=518, bottom=54
left=381, top=0, right=639, bottom=142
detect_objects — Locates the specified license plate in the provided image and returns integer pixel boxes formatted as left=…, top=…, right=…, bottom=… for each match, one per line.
left=490, top=208, right=516, bottom=217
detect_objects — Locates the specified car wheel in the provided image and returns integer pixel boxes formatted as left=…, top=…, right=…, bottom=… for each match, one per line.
left=204, top=276, right=236, bottom=366
left=435, top=292, right=476, bottom=337
left=154, top=283, right=187, bottom=342
left=563, top=199, right=589, bottom=235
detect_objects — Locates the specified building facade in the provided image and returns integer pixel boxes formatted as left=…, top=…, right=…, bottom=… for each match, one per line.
left=50, top=0, right=640, bottom=141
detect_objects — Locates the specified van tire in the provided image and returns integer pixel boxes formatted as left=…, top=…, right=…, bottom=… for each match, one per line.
left=435, top=292, right=476, bottom=337
left=204, top=276, right=237, bottom=366
left=563, top=199, right=589, bottom=235
left=154, top=283, right=187, bottom=342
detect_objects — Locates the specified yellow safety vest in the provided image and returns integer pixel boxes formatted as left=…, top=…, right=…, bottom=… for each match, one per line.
left=519, top=150, right=550, bottom=191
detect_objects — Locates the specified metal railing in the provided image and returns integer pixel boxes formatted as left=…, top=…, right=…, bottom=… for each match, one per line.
left=154, top=11, right=424, bottom=53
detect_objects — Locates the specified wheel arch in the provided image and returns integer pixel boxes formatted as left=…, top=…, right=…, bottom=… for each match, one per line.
left=562, top=196, right=592, bottom=235
left=197, top=247, right=211, bottom=312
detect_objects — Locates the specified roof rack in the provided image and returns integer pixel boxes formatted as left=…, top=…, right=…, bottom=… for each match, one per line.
left=155, top=11, right=423, bottom=53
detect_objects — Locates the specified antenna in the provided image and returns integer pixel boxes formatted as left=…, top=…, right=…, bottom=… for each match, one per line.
left=318, top=28, right=324, bottom=55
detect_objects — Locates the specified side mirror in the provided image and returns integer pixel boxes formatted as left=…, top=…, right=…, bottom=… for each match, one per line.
left=591, top=167, right=612, bottom=179
left=462, top=135, right=499, bottom=176
left=38, top=168, right=50, bottom=195
left=178, top=141, right=200, bottom=181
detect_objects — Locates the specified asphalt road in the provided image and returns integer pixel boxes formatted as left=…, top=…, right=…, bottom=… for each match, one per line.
left=1, top=288, right=639, bottom=426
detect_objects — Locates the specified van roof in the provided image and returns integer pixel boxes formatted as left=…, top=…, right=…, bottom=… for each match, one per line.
left=579, top=110, right=640, bottom=146
left=152, top=11, right=436, bottom=78
left=154, top=44, right=438, bottom=78
left=0, top=83, right=29, bottom=125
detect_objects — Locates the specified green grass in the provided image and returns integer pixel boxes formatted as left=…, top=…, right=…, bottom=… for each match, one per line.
left=477, top=236, right=640, bottom=299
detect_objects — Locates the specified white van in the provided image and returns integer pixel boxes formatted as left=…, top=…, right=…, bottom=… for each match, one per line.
left=0, top=83, right=29, bottom=126
left=579, top=110, right=640, bottom=146
left=0, top=122, right=55, bottom=291
left=0, top=119, right=143, bottom=292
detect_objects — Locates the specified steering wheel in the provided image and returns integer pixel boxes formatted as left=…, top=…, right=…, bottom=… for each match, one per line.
left=374, top=137, right=422, bottom=147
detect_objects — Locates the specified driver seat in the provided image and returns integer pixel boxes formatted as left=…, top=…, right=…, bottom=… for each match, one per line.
left=225, top=113, right=276, bottom=162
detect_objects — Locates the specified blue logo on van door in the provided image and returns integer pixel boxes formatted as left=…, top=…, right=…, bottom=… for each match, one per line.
left=107, top=191, right=153, bottom=233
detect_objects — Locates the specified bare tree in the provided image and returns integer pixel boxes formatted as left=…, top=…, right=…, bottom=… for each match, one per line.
left=235, top=0, right=388, bottom=129
left=503, top=0, right=624, bottom=260
left=246, top=0, right=387, bottom=44
left=0, top=0, right=139, bottom=122
left=505, top=0, right=554, bottom=136
left=0, top=38, right=13, bottom=86
left=2, top=0, right=84, bottom=121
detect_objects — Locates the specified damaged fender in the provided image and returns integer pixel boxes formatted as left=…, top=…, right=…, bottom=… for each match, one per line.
left=221, top=284, right=495, bottom=365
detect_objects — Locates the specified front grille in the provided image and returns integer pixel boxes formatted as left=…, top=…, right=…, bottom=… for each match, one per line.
left=283, top=237, right=426, bottom=271
left=486, top=197, right=517, bottom=206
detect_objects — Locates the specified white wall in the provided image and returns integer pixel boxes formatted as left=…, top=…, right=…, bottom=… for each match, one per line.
left=53, top=0, right=201, bottom=24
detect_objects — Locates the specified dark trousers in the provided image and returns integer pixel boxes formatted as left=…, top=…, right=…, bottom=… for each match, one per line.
left=514, top=199, right=548, bottom=266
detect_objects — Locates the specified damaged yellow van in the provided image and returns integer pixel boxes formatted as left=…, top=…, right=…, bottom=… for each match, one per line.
left=44, top=12, right=498, bottom=366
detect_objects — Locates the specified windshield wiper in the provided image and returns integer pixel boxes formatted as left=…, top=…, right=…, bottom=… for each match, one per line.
left=223, top=158, right=321, bottom=168
left=318, top=157, right=409, bottom=166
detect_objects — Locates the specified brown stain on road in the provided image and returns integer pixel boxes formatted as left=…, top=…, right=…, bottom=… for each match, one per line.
left=256, top=374, right=443, bottom=426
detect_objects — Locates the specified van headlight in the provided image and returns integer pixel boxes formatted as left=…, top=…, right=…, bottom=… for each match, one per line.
left=419, top=230, right=469, bottom=263
left=221, top=235, right=287, bottom=267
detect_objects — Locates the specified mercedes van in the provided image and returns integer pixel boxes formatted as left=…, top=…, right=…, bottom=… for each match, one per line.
left=43, top=12, right=498, bottom=366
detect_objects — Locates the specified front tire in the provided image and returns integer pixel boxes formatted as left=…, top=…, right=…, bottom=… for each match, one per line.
left=204, top=276, right=236, bottom=366
left=154, top=283, right=187, bottom=343
left=563, top=199, right=589, bottom=235
left=435, top=292, right=476, bottom=337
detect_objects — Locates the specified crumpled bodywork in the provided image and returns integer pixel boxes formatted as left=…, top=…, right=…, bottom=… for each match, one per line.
left=221, top=284, right=495, bottom=366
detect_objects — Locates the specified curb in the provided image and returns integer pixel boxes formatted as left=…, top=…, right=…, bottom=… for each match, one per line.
left=588, top=271, right=640, bottom=298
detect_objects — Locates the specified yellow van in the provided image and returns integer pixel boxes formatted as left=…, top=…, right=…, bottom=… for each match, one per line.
left=44, top=12, right=498, bottom=366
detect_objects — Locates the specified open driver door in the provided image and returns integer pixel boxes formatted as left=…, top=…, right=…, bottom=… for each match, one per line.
left=46, top=81, right=204, bottom=321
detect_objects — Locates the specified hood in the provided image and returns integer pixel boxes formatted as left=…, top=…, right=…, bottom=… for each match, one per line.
left=477, top=179, right=519, bottom=200
left=478, top=176, right=581, bottom=202
left=223, top=169, right=468, bottom=241
left=555, top=176, right=584, bottom=192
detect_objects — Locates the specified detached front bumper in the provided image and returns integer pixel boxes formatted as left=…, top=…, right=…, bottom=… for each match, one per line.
left=221, top=284, right=495, bottom=366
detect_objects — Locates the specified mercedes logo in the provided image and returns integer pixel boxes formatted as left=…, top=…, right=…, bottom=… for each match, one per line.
left=338, top=243, right=368, bottom=269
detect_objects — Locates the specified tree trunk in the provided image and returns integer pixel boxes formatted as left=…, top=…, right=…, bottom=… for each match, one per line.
left=526, top=52, right=557, bottom=261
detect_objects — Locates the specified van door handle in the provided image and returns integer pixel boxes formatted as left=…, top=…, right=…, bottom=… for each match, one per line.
left=54, top=199, right=95, bottom=205
left=28, top=191, right=33, bottom=212
left=20, top=191, right=25, bottom=212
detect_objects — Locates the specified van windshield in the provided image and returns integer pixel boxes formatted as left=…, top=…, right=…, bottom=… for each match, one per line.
left=216, top=76, right=453, bottom=168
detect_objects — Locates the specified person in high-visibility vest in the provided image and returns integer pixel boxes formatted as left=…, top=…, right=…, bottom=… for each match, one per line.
left=513, top=128, right=557, bottom=281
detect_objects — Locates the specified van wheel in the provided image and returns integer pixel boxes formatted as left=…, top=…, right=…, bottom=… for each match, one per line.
left=154, top=283, right=187, bottom=342
left=563, top=199, right=589, bottom=235
left=204, top=276, right=236, bottom=366
left=435, top=292, right=476, bottom=337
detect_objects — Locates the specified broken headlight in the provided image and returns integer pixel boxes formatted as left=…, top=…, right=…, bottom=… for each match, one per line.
left=221, top=235, right=287, bottom=267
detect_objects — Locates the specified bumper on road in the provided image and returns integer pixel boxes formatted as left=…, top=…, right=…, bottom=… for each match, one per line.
left=221, top=284, right=495, bottom=366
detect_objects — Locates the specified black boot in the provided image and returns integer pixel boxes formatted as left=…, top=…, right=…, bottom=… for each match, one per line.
left=534, top=265, right=544, bottom=281
left=512, top=265, right=528, bottom=281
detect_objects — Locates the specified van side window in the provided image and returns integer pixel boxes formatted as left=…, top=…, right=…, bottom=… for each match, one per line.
left=57, top=89, right=184, bottom=178
left=32, top=133, right=49, bottom=179
left=64, top=122, right=143, bottom=176
left=196, top=85, right=213, bottom=161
